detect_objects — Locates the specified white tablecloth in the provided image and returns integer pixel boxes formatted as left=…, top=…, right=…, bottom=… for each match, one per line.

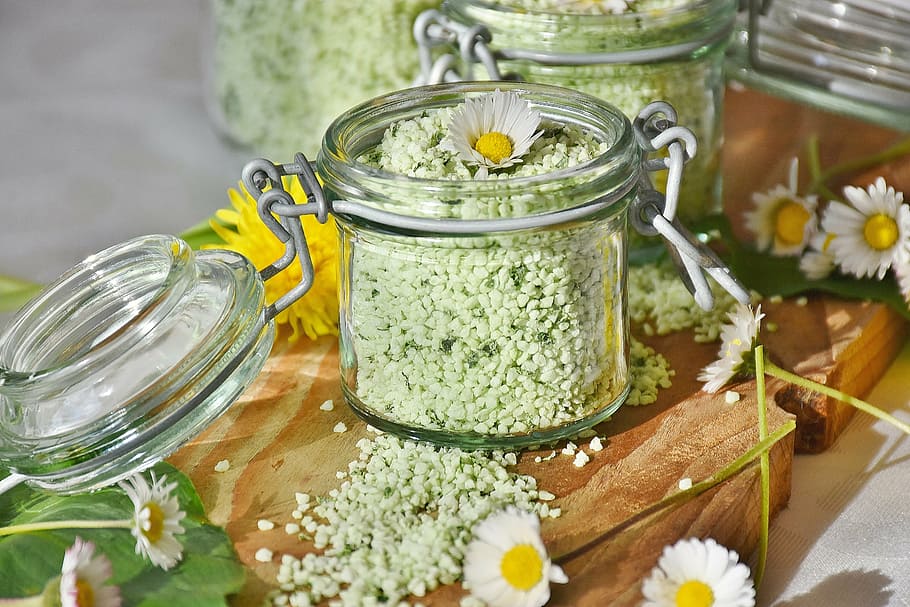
left=1, top=2, right=907, bottom=605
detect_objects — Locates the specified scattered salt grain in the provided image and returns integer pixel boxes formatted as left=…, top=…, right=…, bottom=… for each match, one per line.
left=258, top=519, right=275, bottom=531
left=214, top=459, right=230, bottom=473
left=291, top=510, right=303, bottom=520
left=332, top=421, right=347, bottom=433
left=678, top=478, right=693, bottom=491
left=534, top=456, right=542, bottom=463
left=573, top=451, right=590, bottom=468
left=725, top=390, right=741, bottom=404
left=561, top=441, right=577, bottom=456
left=548, top=507, right=562, bottom=518
left=255, top=547, right=274, bottom=562
left=285, top=523, right=300, bottom=535
left=319, top=399, right=335, bottom=411
left=542, top=450, right=557, bottom=461
left=589, top=436, right=604, bottom=452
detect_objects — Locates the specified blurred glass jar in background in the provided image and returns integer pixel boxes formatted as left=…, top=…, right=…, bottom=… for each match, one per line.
left=417, top=0, right=737, bottom=235
left=727, top=0, right=910, bottom=131
left=206, top=0, right=441, bottom=158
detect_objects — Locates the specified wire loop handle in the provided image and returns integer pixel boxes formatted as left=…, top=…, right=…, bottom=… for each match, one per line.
left=631, top=102, right=750, bottom=310
left=241, top=153, right=328, bottom=321
left=413, top=10, right=735, bottom=85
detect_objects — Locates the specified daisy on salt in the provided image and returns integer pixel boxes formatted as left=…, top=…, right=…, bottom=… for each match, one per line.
left=821, top=177, right=910, bottom=280
left=119, top=472, right=187, bottom=571
left=462, top=507, right=568, bottom=607
left=441, top=90, right=543, bottom=179
left=698, top=304, right=764, bottom=394
left=744, top=158, right=818, bottom=256
left=59, top=537, right=122, bottom=607
left=641, top=537, right=755, bottom=607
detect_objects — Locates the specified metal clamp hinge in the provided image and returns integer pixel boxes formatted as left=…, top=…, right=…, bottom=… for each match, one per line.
left=631, top=102, right=749, bottom=311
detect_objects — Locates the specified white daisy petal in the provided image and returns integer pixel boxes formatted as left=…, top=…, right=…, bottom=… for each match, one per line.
left=699, top=304, right=763, bottom=393
left=463, top=507, right=564, bottom=607
left=822, top=179, right=910, bottom=280
left=642, top=537, right=755, bottom=607
left=441, top=90, right=543, bottom=179
left=744, top=158, right=818, bottom=256
left=60, top=537, right=122, bottom=607
left=119, top=471, right=187, bottom=571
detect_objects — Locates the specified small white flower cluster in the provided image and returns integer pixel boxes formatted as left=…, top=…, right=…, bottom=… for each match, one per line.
left=269, top=434, right=557, bottom=607
left=747, top=167, right=910, bottom=304
left=354, top=108, right=626, bottom=436
left=629, top=261, right=740, bottom=342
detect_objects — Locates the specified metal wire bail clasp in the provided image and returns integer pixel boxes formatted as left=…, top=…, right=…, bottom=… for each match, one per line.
left=413, top=9, right=514, bottom=84
left=631, top=102, right=750, bottom=311
left=240, top=153, right=330, bottom=322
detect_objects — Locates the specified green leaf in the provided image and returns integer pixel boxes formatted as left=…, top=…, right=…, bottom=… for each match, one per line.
left=696, top=214, right=910, bottom=321
left=0, top=274, right=42, bottom=313
left=178, top=219, right=227, bottom=250
left=0, top=463, right=244, bottom=605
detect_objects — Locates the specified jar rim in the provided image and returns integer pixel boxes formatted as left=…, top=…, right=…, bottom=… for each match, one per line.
left=317, top=81, right=641, bottom=221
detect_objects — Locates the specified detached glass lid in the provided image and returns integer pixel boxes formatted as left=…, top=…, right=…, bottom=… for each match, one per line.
left=0, top=164, right=319, bottom=495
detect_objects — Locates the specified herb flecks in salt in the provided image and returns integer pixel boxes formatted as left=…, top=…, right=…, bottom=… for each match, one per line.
left=351, top=105, right=626, bottom=436
left=271, top=434, right=556, bottom=607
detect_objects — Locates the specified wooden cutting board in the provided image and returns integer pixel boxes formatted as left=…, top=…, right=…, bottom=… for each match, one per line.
left=168, top=89, right=909, bottom=605
left=167, top=292, right=901, bottom=606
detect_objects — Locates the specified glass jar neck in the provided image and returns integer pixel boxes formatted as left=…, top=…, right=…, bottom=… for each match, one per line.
left=316, top=81, right=641, bottom=225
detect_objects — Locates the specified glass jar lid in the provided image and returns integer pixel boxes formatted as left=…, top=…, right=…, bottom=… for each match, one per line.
left=0, top=235, right=275, bottom=494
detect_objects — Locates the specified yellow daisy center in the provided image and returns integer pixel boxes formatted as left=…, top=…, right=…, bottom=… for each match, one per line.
left=142, top=501, right=166, bottom=543
left=500, top=543, right=543, bottom=591
left=474, top=132, right=513, bottom=164
left=774, top=200, right=810, bottom=246
left=863, top=213, right=899, bottom=251
left=675, top=579, right=714, bottom=607
left=75, top=578, right=95, bottom=607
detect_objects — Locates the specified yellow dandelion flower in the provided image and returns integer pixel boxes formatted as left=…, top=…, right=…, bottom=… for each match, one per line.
left=205, top=177, right=339, bottom=342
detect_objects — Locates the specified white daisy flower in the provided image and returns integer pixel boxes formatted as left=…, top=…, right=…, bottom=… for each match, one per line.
left=821, top=177, right=910, bottom=280
left=463, top=507, right=568, bottom=607
left=119, top=472, right=186, bottom=570
left=441, top=90, right=543, bottom=179
left=60, top=536, right=122, bottom=607
left=641, top=537, right=755, bottom=607
left=744, top=157, right=818, bottom=256
left=799, top=231, right=837, bottom=280
left=698, top=304, right=764, bottom=394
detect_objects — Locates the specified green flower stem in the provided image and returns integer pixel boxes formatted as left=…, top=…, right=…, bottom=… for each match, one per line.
left=0, top=519, right=132, bottom=538
left=765, top=358, right=910, bottom=437
left=0, top=595, right=43, bottom=606
left=806, top=135, right=910, bottom=199
left=553, top=419, right=797, bottom=564
left=754, top=346, right=771, bottom=588
left=804, top=136, right=839, bottom=201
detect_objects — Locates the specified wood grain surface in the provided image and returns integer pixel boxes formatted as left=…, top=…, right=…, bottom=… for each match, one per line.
left=168, top=89, right=909, bottom=605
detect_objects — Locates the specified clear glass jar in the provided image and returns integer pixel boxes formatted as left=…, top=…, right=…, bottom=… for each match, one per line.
left=428, top=0, right=736, bottom=231
left=726, top=0, right=910, bottom=131
left=316, top=82, right=640, bottom=448
left=0, top=235, right=275, bottom=493
left=205, top=0, right=441, bottom=158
